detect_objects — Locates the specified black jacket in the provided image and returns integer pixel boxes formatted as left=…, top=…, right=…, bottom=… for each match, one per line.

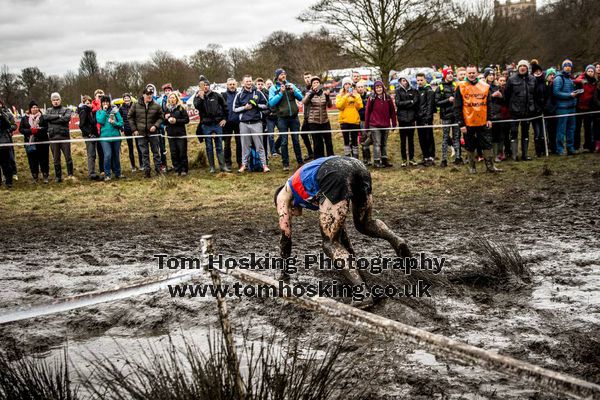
left=416, top=85, right=435, bottom=122
left=193, top=91, right=227, bottom=126
left=435, top=81, right=457, bottom=121
left=505, top=73, right=536, bottom=117
left=488, top=84, right=505, bottom=121
left=77, top=104, right=97, bottom=138
left=359, top=92, right=368, bottom=121
left=395, top=85, right=418, bottom=123
left=164, top=105, right=190, bottom=137
left=544, top=82, right=557, bottom=115
left=42, top=105, right=72, bottom=139
left=128, top=98, right=164, bottom=135
left=19, top=114, right=49, bottom=143
left=118, top=103, right=132, bottom=134
left=533, top=74, right=546, bottom=115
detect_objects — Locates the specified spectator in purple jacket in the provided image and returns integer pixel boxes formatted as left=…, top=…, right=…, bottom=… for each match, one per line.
left=364, top=80, right=397, bottom=168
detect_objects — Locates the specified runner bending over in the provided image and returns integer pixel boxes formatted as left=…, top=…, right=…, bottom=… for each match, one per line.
left=274, top=156, right=411, bottom=308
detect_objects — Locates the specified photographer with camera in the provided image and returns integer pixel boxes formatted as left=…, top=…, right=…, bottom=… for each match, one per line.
left=268, top=68, right=304, bottom=171
left=0, top=97, right=17, bottom=188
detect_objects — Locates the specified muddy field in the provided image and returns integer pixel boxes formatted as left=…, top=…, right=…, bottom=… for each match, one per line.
left=1, top=155, right=599, bottom=399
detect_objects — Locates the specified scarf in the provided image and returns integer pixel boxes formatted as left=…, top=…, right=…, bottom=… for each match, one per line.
left=28, top=112, right=41, bottom=130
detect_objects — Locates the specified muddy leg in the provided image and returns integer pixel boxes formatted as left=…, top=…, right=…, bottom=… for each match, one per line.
left=353, top=194, right=411, bottom=258
left=319, top=199, right=372, bottom=309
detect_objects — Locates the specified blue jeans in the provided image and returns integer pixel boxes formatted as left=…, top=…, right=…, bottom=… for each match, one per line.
left=100, top=139, right=122, bottom=178
left=277, top=116, right=302, bottom=167
left=555, top=109, right=576, bottom=155
left=201, top=123, right=224, bottom=166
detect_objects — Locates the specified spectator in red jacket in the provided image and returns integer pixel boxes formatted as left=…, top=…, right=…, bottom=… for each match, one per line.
left=574, top=65, right=597, bottom=152
left=364, top=80, right=397, bottom=168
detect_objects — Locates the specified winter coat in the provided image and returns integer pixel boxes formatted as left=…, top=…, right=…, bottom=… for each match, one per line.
left=544, top=82, right=557, bottom=115
left=193, top=90, right=227, bottom=126
left=505, top=73, right=536, bottom=117
left=0, top=108, right=16, bottom=144
left=127, top=97, right=164, bottom=135
left=336, top=91, right=363, bottom=125
left=78, top=104, right=98, bottom=138
left=233, top=88, right=268, bottom=123
left=302, top=89, right=332, bottom=124
left=268, top=81, right=303, bottom=118
left=592, top=84, right=600, bottom=112
left=434, top=81, right=457, bottom=121
left=395, top=84, right=418, bottom=123
left=119, top=103, right=132, bottom=134
left=488, top=84, right=506, bottom=121
left=19, top=113, right=48, bottom=143
left=533, top=74, right=546, bottom=115
left=42, top=105, right=72, bottom=140
left=553, top=71, right=577, bottom=110
left=358, top=92, right=368, bottom=121
left=223, top=89, right=239, bottom=122
left=416, top=85, right=435, bottom=122
left=364, top=94, right=397, bottom=129
left=96, top=106, right=123, bottom=140
left=574, top=73, right=597, bottom=111
left=164, top=105, right=190, bottom=136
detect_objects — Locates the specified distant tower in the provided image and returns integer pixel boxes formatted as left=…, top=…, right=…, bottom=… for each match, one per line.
left=494, top=0, right=537, bottom=19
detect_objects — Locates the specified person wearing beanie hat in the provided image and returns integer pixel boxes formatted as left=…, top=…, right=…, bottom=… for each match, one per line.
left=42, top=91, right=74, bottom=182
left=96, top=95, right=124, bottom=181
left=336, top=76, right=363, bottom=159
left=543, top=69, right=558, bottom=154
left=274, top=68, right=286, bottom=81
left=573, top=64, right=598, bottom=151
left=505, top=59, right=537, bottom=160
left=396, top=74, right=419, bottom=166
left=364, top=80, right=397, bottom=168
left=553, top=58, right=577, bottom=155
left=119, top=92, right=141, bottom=173
left=435, top=68, right=461, bottom=167
left=18, top=99, right=49, bottom=183
left=268, top=68, right=304, bottom=170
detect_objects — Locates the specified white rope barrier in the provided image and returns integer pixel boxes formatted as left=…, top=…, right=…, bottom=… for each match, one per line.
left=2, top=110, right=599, bottom=147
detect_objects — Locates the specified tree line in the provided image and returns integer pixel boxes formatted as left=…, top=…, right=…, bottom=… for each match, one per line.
left=1, top=0, right=597, bottom=110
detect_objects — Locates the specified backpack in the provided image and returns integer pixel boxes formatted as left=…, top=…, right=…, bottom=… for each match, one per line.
left=247, top=145, right=263, bottom=172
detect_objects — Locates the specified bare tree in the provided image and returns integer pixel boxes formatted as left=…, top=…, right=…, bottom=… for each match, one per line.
left=79, top=50, right=100, bottom=78
left=189, top=44, right=231, bottom=83
left=0, top=65, right=22, bottom=108
left=298, top=0, right=446, bottom=81
left=19, top=67, right=47, bottom=102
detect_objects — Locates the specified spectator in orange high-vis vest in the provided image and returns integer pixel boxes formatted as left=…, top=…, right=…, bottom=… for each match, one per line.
left=454, top=65, right=502, bottom=174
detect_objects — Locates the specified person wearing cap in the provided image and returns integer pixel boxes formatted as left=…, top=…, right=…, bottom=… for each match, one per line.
left=574, top=64, right=597, bottom=152
left=119, top=93, right=142, bottom=172
left=223, top=78, right=242, bottom=170
left=336, top=76, right=363, bottom=159
left=78, top=95, right=100, bottom=180
left=553, top=59, right=578, bottom=156
left=454, top=65, right=501, bottom=174
left=395, top=74, right=418, bottom=167
left=303, top=75, right=333, bottom=159
left=364, top=80, right=397, bottom=168
left=42, top=92, right=74, bottom=182
left=268, top=68, right=304, bottom=171
left=233, top=74, right=270, bottom=173
left=128, top=84, right=164, bottom=177
left=19, top=100, right=50, bottom=183
left=0, top=97, right=16, bottom=188
left=505, top=59, right=536, bottom=161
left=435, top=68, right=462, bottom=167
left=543, top=68, right=558, bottom=154
left=194, top=75, right=230, bottom=173
left=96, top=95, right=124, bottom=181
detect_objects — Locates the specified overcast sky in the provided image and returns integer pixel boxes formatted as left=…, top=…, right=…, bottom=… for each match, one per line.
left=1, top=0, right=553, bottom=76
left=0, top=0, right=315, bottom=76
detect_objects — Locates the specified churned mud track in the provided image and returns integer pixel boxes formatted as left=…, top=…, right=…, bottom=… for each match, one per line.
left=1, top=158, right=599, bottom=398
